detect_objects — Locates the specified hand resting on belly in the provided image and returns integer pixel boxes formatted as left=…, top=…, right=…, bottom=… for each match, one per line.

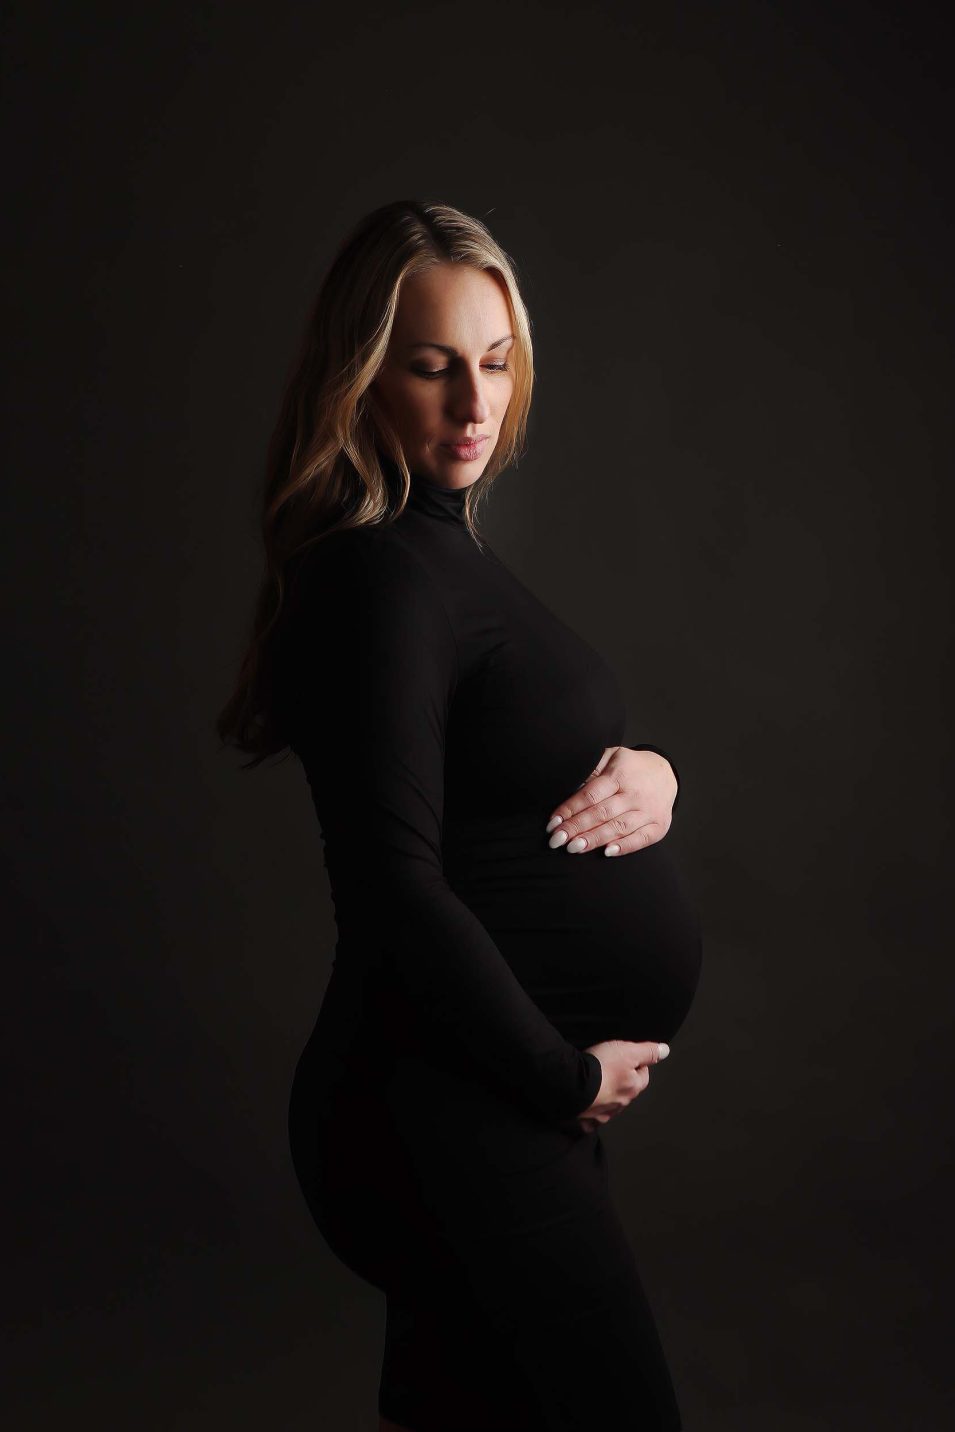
left=576, top=1038, right=670, bottom=1134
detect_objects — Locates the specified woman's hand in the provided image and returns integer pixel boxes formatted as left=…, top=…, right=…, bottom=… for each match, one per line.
left=577, top=1038, right=670, bottom=1133
left=544, top=746, right=678, bottom=857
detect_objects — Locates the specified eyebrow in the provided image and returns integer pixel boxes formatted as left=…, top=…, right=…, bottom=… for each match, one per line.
left=406, top=333, right=515, bottom=356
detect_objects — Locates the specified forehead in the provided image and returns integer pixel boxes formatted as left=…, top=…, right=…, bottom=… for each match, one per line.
left=392, top=264, right=512, bottom=342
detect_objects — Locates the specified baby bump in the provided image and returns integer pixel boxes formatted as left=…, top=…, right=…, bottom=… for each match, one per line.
left=445, top=819, right=704, bottom=1049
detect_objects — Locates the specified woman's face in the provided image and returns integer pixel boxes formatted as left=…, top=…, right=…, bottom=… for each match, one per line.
left=372, top=262, right=516, bottom=489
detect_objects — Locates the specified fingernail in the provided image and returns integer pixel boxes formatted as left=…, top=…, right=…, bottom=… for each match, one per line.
left=545, top=815, right=563, bottom=833
left=658, top=1042, right=670, bottom=1060
left=605, top=843, right=620, bottom=856
left=549, top=829, right=569, bottom=848
left=566, top=837, right=587, bottom=853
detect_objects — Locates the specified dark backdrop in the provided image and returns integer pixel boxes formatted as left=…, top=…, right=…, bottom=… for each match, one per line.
left=4, top=2, right=952, bottom=1427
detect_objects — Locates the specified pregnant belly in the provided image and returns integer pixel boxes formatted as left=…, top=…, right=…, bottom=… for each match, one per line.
left=444, top=814, right=703, bottom=1049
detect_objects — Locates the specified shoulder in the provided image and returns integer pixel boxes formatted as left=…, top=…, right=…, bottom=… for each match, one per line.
left=298, top=524, right=433, bottom=592
left=287, top=524, right=455, bottom=639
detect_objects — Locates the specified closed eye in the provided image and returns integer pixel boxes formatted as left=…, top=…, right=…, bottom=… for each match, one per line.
left=412, top=362, right=510, bottom=379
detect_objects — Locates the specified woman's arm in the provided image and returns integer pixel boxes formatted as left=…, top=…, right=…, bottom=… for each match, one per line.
left=280, top=532, right=602, bottom=1125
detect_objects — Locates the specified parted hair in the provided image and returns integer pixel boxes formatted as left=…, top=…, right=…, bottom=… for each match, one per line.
left=215, top=198, right=536, bottom=765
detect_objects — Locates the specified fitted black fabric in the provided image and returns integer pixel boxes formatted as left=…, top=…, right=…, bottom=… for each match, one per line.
left=277, top=459, right=703, bottom=1431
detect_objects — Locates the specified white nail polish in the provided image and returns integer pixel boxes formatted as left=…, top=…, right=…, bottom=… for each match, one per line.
left=549, top=829, right=569, bottom=848
left=605, top=843, right=620, bottom=856
left=566, top=837, right=587, bottom=853
left=658, top=1042, right=670, bottom=1059
left=545, top=815, right=563, bottom=833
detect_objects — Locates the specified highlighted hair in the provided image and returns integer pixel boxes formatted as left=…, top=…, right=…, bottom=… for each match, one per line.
left=215, top=198, right=535, bottom=764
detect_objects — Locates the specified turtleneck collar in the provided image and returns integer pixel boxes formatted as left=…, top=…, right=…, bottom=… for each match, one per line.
left=380, top=454, right=470, bottom=525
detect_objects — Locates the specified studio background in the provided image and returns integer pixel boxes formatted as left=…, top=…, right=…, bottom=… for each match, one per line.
left=4, top=2, right=952, bottom=1428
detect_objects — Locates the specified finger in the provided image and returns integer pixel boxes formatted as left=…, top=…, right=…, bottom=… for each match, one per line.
left=586, top=747, right=615, bottom=779
left=558, top=807, right=658, bottom=855
left=628, top=1039, right=670, bottom=1067
left=604, top=819, right=667, bottom=857
left=547, top=795, right=649, bottom=852
left=544, top=766, right=625, bottom=837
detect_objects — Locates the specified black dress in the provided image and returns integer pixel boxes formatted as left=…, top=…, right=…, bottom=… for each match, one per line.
left=277, top=460, right=703, bottom=1431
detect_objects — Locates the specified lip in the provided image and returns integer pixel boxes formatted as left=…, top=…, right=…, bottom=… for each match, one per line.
left=442, top=435, right=489, bottom=460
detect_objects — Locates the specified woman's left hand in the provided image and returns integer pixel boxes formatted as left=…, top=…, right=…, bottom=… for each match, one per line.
left=544, top=746, right=678, bottom=857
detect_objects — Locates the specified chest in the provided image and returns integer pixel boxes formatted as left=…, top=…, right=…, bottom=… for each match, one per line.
left=443, top=556, right=627, bottom=815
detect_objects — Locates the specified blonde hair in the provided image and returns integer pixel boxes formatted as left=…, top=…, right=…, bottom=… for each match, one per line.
left=216, top=198, right=536, bottom=764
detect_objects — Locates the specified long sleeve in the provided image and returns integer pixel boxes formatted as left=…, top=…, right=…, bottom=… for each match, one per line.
left=279, top=532, right=603, bottom=1125
left=624, top=742, right=681, bottom=813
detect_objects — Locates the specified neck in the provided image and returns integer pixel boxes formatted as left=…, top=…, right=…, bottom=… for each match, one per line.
left=380, top=454, right=471, bottom=525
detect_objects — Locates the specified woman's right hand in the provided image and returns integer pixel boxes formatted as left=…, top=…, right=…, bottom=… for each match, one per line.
left=577, top=1039, right=670, bottom=1132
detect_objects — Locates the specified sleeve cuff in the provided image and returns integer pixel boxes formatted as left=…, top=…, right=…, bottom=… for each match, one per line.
left=576, top=1049, right=604, bottom=1114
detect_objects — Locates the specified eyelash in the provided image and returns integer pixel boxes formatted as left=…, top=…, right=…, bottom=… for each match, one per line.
left=412, top=362, right=510, bottom=379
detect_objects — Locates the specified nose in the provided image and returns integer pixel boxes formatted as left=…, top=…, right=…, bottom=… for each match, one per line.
left=447, top=364, right=491, bottom=425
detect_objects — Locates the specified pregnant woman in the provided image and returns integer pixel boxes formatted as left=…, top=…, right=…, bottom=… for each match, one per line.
left=217, top=199, right=703, bottom=1431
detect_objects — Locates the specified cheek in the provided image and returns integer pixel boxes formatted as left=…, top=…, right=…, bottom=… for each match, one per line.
left=387, top=378, right=440, bottom=438
left=494, top=377, right=515, bottom=419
